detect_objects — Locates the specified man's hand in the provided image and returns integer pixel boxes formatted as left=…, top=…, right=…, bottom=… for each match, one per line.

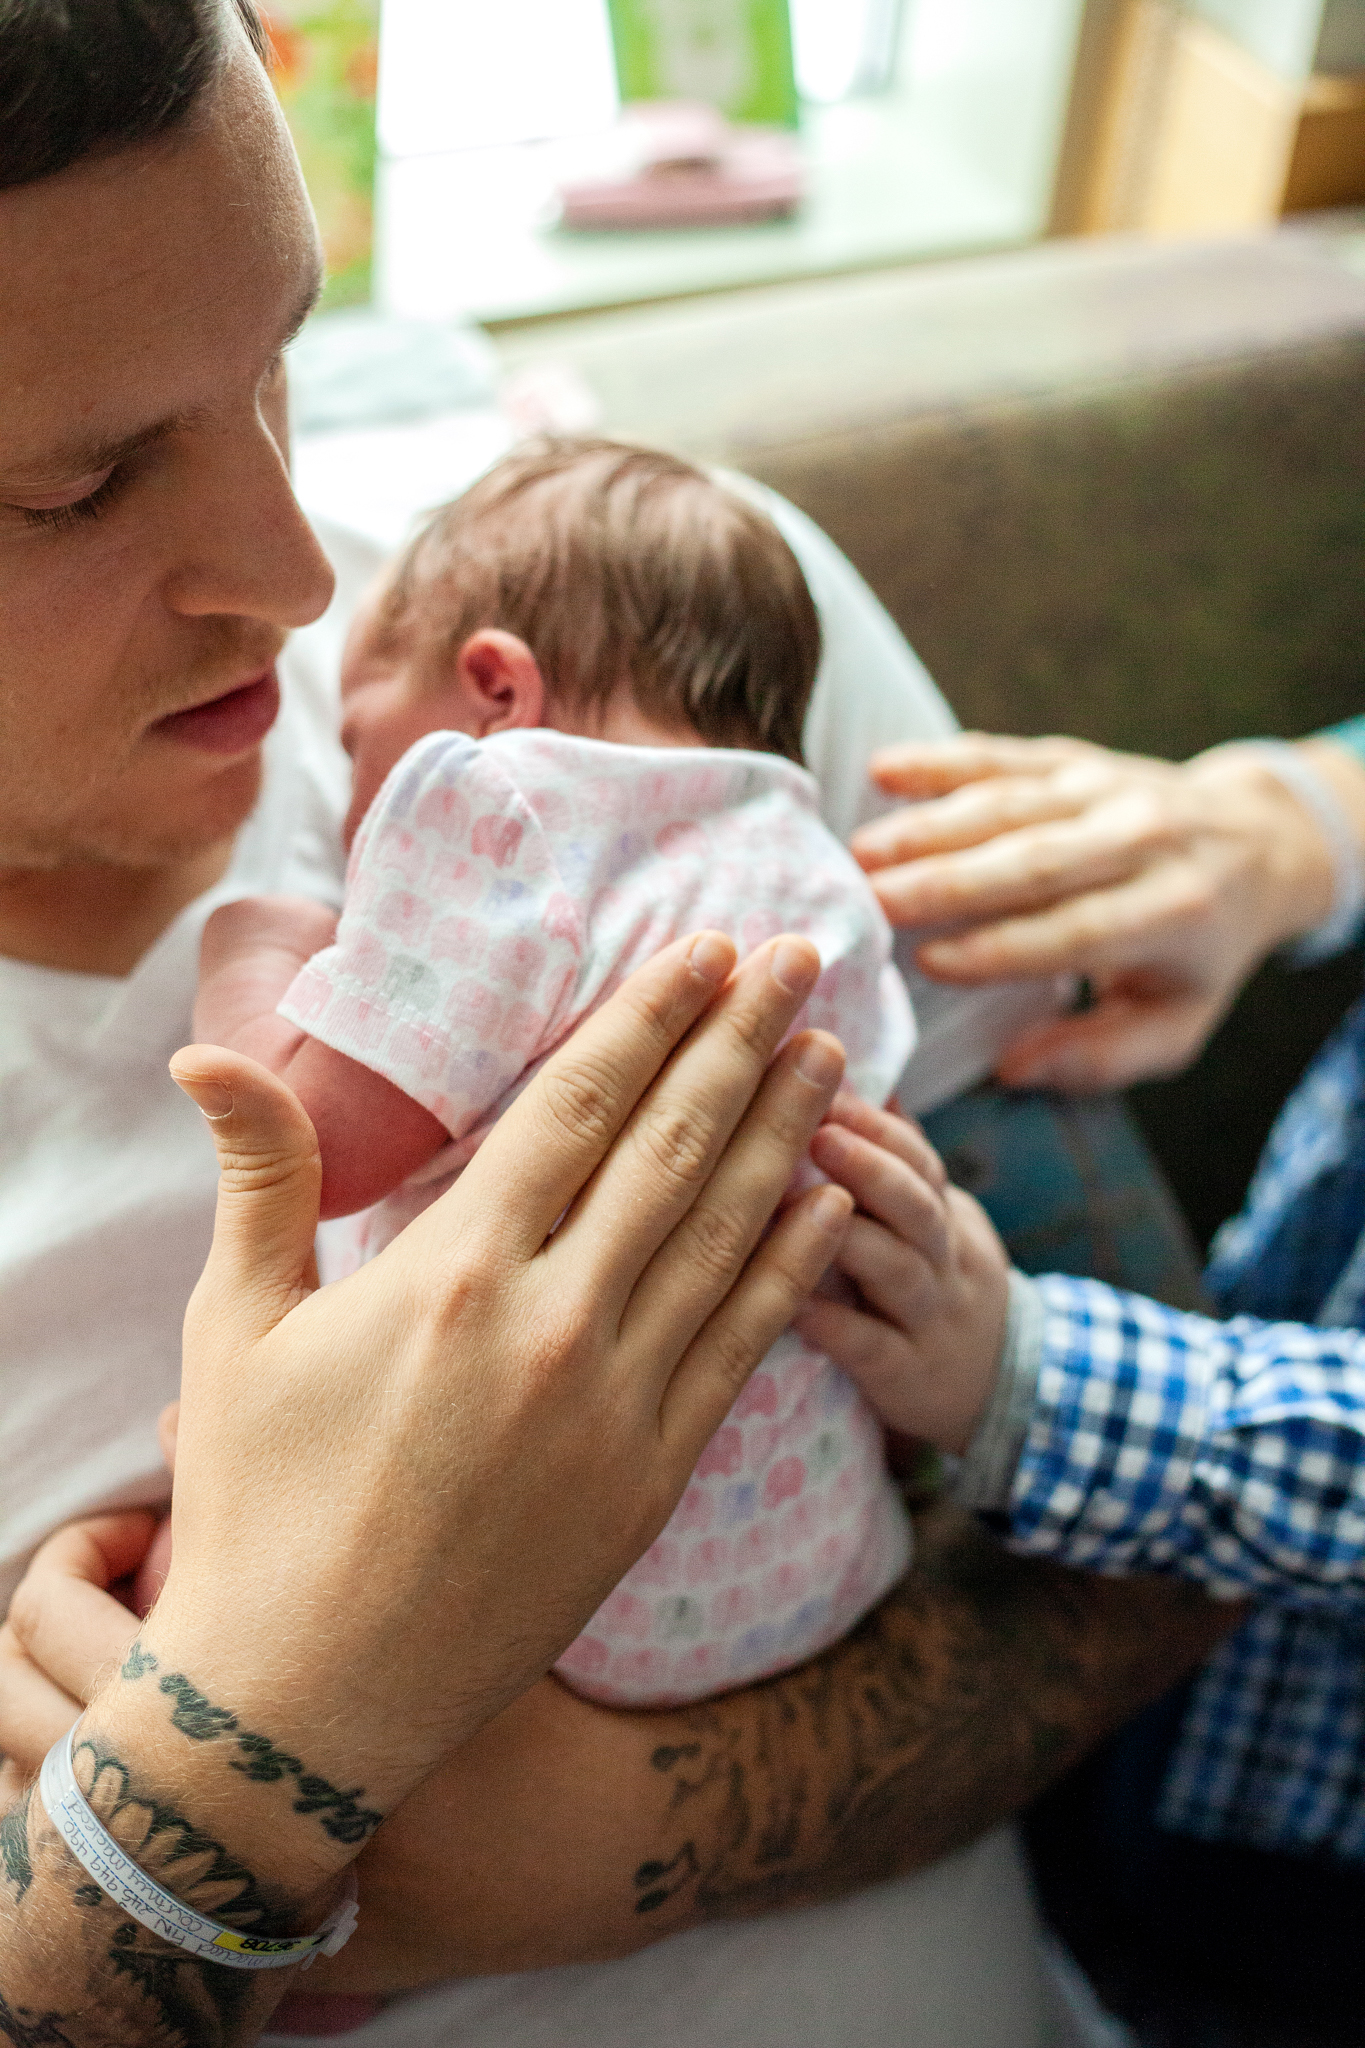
left=146, top=930, right=852, bottom=1842
left=792, top=1097, right=1010, bottom=1453
left=851, top=733, right=1353, bottom=1090
left=1, top=929, right=854, bottom=2047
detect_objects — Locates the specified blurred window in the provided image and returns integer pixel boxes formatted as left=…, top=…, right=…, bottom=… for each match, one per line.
left=375, top=0, right=1086, bottom=324
left=378, top=1, right=911, bottom=156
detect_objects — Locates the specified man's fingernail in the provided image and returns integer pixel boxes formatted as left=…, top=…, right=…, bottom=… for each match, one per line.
left=688, top=932, right=733, bottom=985
left=173, top=1075, right=235, bottom=1120
left=796, top=1037, right=845, bottom=1088
left=770, top=937, right=818, bottom=995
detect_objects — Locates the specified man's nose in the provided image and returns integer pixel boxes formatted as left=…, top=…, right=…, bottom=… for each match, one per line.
left=161, top=413, right=336, bottom=631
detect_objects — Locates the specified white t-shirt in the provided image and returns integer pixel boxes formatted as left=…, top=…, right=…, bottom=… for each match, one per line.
left=1, top=508, right=1079, bottom=2048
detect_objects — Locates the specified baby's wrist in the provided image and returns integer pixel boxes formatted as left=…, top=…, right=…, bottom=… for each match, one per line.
left=950, top=1272, right=1043, bottom=1513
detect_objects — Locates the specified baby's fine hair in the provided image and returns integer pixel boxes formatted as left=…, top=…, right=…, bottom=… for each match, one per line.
left=376, top=437, right=822, bottom=763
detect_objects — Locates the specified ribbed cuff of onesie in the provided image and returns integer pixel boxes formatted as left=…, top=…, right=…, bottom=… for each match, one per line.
left=951, top=1271, right=1045, bottom=1513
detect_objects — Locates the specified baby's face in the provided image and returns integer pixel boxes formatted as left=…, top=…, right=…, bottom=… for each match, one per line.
left=339, top=573, right=457, bottom=846
left=339, top=558, right=709, bottom=847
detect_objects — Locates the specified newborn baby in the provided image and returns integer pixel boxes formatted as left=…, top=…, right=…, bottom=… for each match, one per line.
left=190, top=437, right=916, bottom=1707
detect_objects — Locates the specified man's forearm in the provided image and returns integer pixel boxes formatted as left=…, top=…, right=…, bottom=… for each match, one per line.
left=627, top=1504, right=1241, bottom=1924
left=318, top=1504, right=1241, bottom=1990
left=0, top=1648, right=364, bottom=2048
left=0, top=1759, right=296, bottom=2047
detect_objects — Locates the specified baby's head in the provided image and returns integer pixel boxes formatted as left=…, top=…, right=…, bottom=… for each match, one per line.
left=340, top=436, right=821, bottom=840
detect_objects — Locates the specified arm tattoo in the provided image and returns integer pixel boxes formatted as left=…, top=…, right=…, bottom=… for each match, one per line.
left=0, top=1800, right=33, bottom=1905
left=628, top=1504, right=1239, bottom=1927
left=0, top=1658, right=378, bottom=2046
left=0, top=1742, right=302, bottom=2048
left=0, top=1992, right=74, bottom=2047
left=121, top=1648, right=381, bottom=1846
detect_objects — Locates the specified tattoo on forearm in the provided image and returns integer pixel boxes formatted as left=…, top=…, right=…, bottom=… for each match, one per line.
left=0, top=1990, right=74, bottom=2046
left=69, top=1735, right=290, bottom=1933
left=1, top=1736, right=301, bottom=2048
left=627, top=1505, right=1235, bottom=1927
left=0, top=1800, right=33, bottom=1904
left=633, top=1842, right=700, bottom=1915
left=121, top=1646, right=382, bottom=1846
left=105, top=1922, right=255, bottom=2044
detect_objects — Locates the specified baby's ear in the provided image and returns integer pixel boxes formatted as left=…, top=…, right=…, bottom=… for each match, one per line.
left=455, top=628, right=546, bottom=736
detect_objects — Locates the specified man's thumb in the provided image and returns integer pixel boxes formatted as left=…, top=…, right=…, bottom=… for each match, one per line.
left=171, top=1045, right=322, bottom=1333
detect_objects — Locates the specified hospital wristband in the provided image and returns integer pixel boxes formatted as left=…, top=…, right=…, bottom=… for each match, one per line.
left=40, top=1725, right=359, bottom=1971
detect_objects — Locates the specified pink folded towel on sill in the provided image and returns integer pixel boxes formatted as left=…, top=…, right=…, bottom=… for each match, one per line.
left=556, top=99, right=802, bottom=229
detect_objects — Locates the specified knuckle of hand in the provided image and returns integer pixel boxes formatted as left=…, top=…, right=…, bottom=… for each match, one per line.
left=1167, top=869, right=1215, bottom=924
left=537, top=1058, right=619, bottom=1154
left=757, top=1091, right=823, bottom=1170
left=682, top=1199, right=754, bottom=1290
left=531, top=1302, right=600, bottom=1380
left=637, top=1102, right=715, bottom=1193
left=216, top=1142, right=315, bottom=1192
left=620, top=968, right=689, bottom=1055
left=421, top=1256, right=509, bottom=1353
left=723, top=982, right=789, bottom=1065
left=706, top=1315, right=768, bottom=1398
left=1126, top=792, right=1179, bottom=855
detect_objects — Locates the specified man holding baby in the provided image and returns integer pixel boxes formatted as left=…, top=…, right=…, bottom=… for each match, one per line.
left=2, top=3, right=1355, bottom=2045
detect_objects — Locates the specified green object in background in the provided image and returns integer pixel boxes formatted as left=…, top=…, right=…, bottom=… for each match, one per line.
left=262, top=0, right=379, bottom=308
left=607, top=0, right=799, bottom=128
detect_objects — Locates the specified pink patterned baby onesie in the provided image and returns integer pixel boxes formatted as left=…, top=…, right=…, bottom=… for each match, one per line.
left=280, top=728, right=915, bottom=1706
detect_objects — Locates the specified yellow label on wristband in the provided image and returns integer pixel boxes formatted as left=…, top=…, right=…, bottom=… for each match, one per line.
left=211, top=1929, right=318, bottom=1956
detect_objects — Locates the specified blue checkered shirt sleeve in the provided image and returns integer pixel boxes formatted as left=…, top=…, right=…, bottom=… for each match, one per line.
left=1007, top=1275, right=1365, bottom=1608
left=995, top=980, right=1365, bottom=1856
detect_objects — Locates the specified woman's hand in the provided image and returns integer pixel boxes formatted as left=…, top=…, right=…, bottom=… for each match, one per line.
left=850, top=733, right=1357, bottom=1090
left=794, top=1098, right=1010, bottom=1453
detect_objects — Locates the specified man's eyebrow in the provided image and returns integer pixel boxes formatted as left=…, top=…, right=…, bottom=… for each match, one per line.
left=3, top=262, right=324, bottom=489
left=2, top=412, right=202, bottom=489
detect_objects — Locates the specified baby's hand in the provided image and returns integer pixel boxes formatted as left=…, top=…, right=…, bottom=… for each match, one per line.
left=795, top=1097, right=1010, bottom=1455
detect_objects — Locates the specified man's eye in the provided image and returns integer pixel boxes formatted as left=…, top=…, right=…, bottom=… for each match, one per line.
left=20, top=470, right=124, bottom=533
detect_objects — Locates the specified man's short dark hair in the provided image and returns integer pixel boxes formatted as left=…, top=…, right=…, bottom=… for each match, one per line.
left=0, top=0, right=267, bottom=191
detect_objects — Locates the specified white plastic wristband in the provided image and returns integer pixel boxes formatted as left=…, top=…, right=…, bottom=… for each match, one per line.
left=40, top=1725, right=359, bottom=1971
left=1226, top=740, right=1365, bottom=965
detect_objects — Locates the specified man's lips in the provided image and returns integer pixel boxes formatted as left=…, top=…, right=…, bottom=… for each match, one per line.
left=149, top=671, right=281, bottom=755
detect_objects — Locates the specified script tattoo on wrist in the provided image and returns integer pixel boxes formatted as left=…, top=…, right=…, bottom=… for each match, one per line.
left=121, top=1645, right=382, bottom=1845
left=1, top=1740, right=298, bottom=2048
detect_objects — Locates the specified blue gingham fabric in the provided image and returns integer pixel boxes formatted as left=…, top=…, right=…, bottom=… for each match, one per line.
left=1009, top=989, right=1365, bottom=1860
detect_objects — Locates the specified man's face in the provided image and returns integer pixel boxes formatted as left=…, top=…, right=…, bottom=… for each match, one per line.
left=0, top=31, right=334, bottom=870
